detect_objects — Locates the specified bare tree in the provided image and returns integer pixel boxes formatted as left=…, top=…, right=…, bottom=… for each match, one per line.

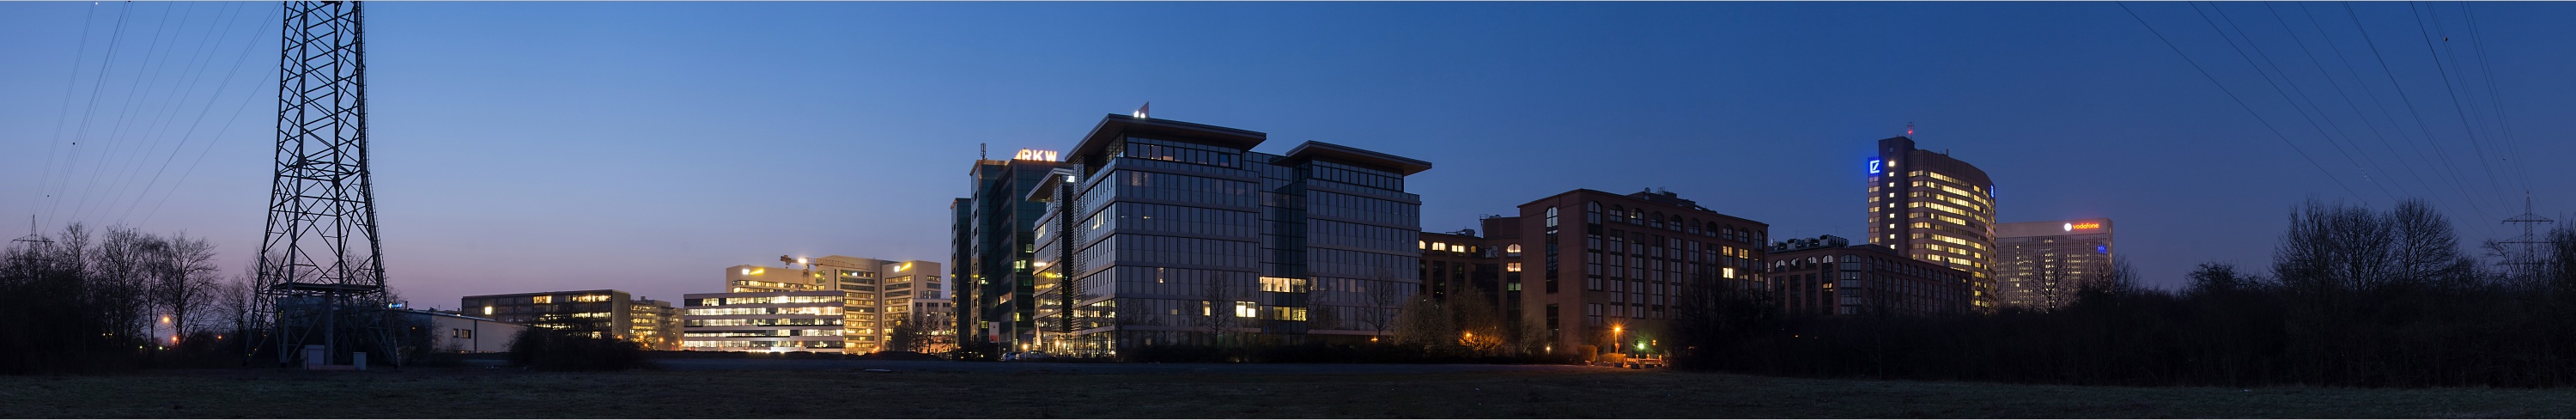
left=1358, top=268, right=1405, bottom=342
left=148, top=232, right=221, bottom=342
left=886, top=313, right=929, bottom=353
left=1389, top=295, right=1452, bottom=348
left=1191, top=273, right=1242, bottom=346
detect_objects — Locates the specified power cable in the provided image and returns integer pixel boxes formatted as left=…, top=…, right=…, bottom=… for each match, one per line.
left=2459, top=3, right=2533, bottom=194
left=2190, top=2, right=2399, bottom=202
left=33, top=2, right=102, bottom=231
left=137, top=3, right=283, bottom=227
left=118, top=3, right=270, bottom=224
left=65, top=2, right=185, bottom=228
left=2258, top=2, right=2442, bottom=207
left=43, top=1, right=136, bottom=231
left=2338, top=2, right=2509, bottom=220
left=2292, top=2, right=2488, bottom=212
left=2408, top=2, right=2515, bottom=202
left=99, top=3, right=251, bottom=223
left=2115, top=2, right=2366, bottom=201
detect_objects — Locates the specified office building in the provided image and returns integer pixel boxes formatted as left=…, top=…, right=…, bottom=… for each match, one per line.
left=1865, top=136, right=1999, bottom=310
left=1765, top=234, right=1973, bottom=317
left=678, top=291, right=847, bottom=351
left=1419, top=229, right=1506, bottom=307
left=1485, top=188, right=1768, bottom=356
left=458, top=290, right=680, bottom=350
left=401, top=309, right=527, bottom=353
left=720, top=256, right=942, bottom=353
left=1020, top=113, right=1431, bottom=356
left=953, top=149, right=1074, bottom=350
left=1994, top=219, right=2116, bottom=311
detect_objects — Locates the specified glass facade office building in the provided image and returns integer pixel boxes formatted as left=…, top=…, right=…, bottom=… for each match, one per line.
left=1994, top=219, right=2115, bottom=311
left=1866, top=136, right=2000, bottom=310
left=1018, top=114, right=1431, bottom=356
left=952, top=154, right=1072, bottom=350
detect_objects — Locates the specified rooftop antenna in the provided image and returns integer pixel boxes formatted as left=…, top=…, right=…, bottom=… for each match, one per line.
left=1905, top=121, right=1915, bottom=137
left=981, top=143, right=987, bottom=160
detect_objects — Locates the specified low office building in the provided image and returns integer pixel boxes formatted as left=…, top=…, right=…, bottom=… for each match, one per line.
left=720, top=255, right=945, bottom=353
left=1766, top=234, right=1973, bottom=317
left=459, top=289, right=680, bottom=350
left=402, top=309, right=527, bottom=353
left=678, top=291, right=848, bottom=352
left=1994, top=219, right=2116, bottom=311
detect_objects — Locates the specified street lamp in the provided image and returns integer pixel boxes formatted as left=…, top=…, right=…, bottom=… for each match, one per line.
left=1611, top=325, right=1624, bottom=359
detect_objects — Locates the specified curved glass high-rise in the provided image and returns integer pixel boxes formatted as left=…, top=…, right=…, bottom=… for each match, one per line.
left=1865, top=136, right=1997, bottom=310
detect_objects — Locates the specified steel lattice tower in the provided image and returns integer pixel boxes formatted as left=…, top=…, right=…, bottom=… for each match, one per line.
left=252, top=1, right=391, bottom=368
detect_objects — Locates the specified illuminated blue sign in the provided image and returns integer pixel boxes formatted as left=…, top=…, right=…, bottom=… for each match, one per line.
left=1867, top=158, right=1883, bottom=175
left=2096, top=245, right=2108, bottom=254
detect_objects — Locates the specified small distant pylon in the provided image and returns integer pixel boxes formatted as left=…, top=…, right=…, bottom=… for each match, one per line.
left=8, top=216, right=53, bottom=264
left=2500, top=192, right=2554, bottom=280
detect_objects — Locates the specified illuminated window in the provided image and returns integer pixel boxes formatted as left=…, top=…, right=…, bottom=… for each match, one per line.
left=1506, top=263, right=1522, bottom=272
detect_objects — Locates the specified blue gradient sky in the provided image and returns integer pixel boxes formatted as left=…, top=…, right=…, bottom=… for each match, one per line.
left=3, top=2, right=2570, bottom=308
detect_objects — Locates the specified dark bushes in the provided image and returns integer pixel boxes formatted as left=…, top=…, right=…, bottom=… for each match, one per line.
left=1120, top=342, right=1575, bottom=364
left=507, top=327, right=652, bottom=371
left=1673, top=199, right=2576, bottom=388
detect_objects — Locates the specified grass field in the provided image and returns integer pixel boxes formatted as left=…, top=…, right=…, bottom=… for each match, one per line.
left=2, top=365, right=2570, bottom=418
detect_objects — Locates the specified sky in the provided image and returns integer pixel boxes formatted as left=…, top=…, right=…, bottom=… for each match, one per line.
left=3, top=2, right=2571, bottom=309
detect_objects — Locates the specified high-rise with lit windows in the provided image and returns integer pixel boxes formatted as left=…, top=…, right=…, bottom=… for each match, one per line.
left=714, top=256, right=942, bottom=353
left=1994, top=219, right=2115, bottom=311
left=1865, top=136, right=1999, bottom=310
left=952, top=149, right=1074, bottom=352
left=1021, top=113, right=1431, bottom=356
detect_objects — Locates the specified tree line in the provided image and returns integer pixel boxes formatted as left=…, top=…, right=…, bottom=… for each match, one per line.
left=0, top=224, right=245, bottom=374
left=1668, top=199, right=2576, bottom=387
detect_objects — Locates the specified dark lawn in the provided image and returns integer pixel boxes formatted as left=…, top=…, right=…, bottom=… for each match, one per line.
left=0, top=363, right=2568, bottom=418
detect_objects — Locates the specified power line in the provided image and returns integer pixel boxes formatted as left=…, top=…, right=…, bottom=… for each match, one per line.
left=2257, top=2, right=2441, bottom=206
left=114, top=3, right=270, bottom=224
left=2194, top=2, right=2403, bottom=203
left=2116, top=2, right=2366, bottom=201
left=65, top=2, right=187, bottom=227
left=128, top=2, right=279, bottom=227
left=97, top=3, right=253, bottom=224
left=2289, top=2, right=2488, bottom=213
left=2459, top=3, right=2534, bottom=195
left=2337, top=2, right=2510, bottom=222
left=2406, top=2, right=2516, bottom=204
left=43, top=2, right=136, bottom=231
left=33, top=3, right=101, bottom=228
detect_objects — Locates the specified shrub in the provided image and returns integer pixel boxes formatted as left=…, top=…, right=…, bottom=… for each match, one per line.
left=507, top=328, right=652, bottom=371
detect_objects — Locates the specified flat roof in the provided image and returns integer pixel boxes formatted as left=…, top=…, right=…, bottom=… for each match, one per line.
left=1513, top=188, right=1768, bottom=226
left=1070, top=114, right=1267, bottom=161
left=1282, top=141, right=1434, bottom=176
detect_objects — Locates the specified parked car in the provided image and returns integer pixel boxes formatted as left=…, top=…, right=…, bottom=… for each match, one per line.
left=1023, top=351, right=1052, bottom=361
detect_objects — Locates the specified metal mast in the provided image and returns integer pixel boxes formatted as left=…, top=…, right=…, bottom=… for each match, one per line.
left=253, top=1, right=390, bottom=368
left=2501, top=192, right=2553, bottom=283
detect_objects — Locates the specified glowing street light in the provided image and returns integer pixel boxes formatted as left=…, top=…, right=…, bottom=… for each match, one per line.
left=1612, top=325, right=1625, bottom=359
